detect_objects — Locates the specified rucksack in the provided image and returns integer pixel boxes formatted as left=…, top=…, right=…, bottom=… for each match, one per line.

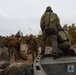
left=58, top=30, right=71, bottom=50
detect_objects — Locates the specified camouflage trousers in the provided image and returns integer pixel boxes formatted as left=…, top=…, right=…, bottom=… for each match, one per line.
left=13, top=48, right=21, bottom=61
left=41, top=25, right=63, bottom=55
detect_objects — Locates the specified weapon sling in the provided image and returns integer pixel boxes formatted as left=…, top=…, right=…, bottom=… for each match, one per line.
left=48, top=12, right=51, bottom=45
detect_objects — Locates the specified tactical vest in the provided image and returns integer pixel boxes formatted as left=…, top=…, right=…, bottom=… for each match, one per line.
left=58, top=30, right=71, bottom=49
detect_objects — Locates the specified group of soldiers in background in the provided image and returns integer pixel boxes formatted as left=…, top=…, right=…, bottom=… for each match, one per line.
left=5, top=31, right=38, bottom=61
left=5, top=31, right=21, bottom=61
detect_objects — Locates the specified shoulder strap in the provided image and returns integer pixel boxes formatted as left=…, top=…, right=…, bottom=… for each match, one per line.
left=48, top=12, right=51, bottom=25
left=48, top=12, right=51, bottom=45
left=47, top=12, right=51, bottom=31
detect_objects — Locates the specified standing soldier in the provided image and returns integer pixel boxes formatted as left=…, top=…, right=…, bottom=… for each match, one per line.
left=40, top=6, right=62, bottom=59
left=13, top=38, right=21, bottom=61
left=26, top=34, right=38, bottom=61
left=5, top=37, right=13, bottom=57
left=29, top=34, right=38, bottom=61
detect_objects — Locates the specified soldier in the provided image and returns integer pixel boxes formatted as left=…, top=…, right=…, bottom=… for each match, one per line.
left=13, top=38, right=21, bottom=61
left=5, top=37, right=13, bottom=57
left=30, top=34, right=38, bottom=61
left=26, top=34, right=38, bottom=61
left=40, top=6, right=62, bottom=59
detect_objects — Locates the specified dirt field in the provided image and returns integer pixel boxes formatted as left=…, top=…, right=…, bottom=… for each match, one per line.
left=10, top=54, right=33, bottom=64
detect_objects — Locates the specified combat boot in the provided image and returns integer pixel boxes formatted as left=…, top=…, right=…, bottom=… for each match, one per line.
left=40, top=50, right=45, bottom=55
left=58, top=53, right=64, bottom=58
left=53, top=55, right=58, bottom=59
left=52, top=52, right=58, bottom=59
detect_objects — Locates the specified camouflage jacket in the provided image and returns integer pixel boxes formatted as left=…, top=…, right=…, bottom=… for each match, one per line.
left=40, top=10, right=61, bottom=30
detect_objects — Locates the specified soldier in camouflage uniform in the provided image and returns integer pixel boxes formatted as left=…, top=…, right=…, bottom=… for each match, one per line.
left=26, top=34, right=38, bottom=61
left=13, top=38, right=21, bottom=61
left=40, top=6, right=62, bottom=59
left=5, top=37, right=14, bottom=57
left=29, top=34, right=38, bottom=61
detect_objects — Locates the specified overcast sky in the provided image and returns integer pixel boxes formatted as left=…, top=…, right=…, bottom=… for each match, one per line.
left=0, top=0, right=76, bottom=36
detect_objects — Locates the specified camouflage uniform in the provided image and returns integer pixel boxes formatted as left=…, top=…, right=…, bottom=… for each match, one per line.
left=5, top=37, right=13, bottom=57
left=40, top=6, right=62, bottom=58
left=30, top=35, right=38, bottom=61
left=13, top=38, right=21, bottom=61
left=26, top=35, right=38, bottom=61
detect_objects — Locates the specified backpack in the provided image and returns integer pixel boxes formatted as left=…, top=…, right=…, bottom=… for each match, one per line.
left=58, top=30, right=71, bottom=50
